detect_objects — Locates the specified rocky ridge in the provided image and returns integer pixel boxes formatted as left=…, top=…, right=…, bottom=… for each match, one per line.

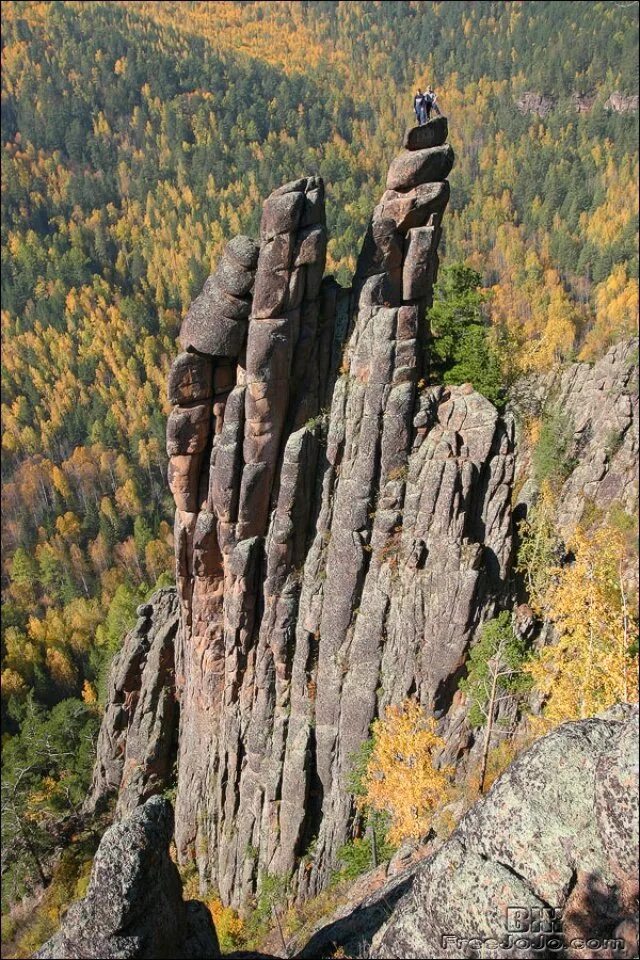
left=515, top=90, right=639, bottom=116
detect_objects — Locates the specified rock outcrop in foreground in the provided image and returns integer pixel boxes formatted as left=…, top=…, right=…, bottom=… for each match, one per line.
left=44, top=707, right=638, bottom=959
left=372, top=705, right=639, bottom=960
left=35, top=798, right=219, bottom=959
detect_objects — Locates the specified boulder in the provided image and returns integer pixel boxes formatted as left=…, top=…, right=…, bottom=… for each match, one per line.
left=260, top=189, right=305, bottom=240
left=179, top=281, right=250, bottom=357
left=372, top=706, right=640, bottom=958
left=179, top=236, right=258, bottom=357
left=386, top=144, right=455, bottom=191
left=168, top=352, right=213, bottom=406
left=376, top=181, right=450, bottom=233
left=166, top=404, right=210, bottom=457
left=403, top=116, right=448, bottom=150
left=34, top=798, right=220, bottom=959
left=402, top=226, right=435, bottom=300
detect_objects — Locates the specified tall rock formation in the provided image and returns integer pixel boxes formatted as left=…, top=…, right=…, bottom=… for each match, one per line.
left=162, top=116, right=515, bottom=904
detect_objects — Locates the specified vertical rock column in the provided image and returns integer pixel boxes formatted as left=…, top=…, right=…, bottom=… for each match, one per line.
left=274, top=118, right=505, bottom=894
left=168, top=180, right=333, bottom=896
left=164, top=118, right=514, bottom=906
left=167, top=235, right=260, bottom=863
left=207, top=178, right=329, bottom=902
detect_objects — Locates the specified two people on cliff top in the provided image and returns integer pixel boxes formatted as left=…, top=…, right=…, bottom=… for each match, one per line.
left=414, top=86, right=439, bottom=124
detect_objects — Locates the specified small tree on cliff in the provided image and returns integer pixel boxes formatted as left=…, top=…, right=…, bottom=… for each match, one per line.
left=430, top=263, right=505, bottom=407
left=459, top=612, right=531, bottom=793
left=360, top=700, right=452, bottom=844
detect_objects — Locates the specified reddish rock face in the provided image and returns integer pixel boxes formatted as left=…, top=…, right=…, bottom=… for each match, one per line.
left=168, top=352, right=213, bottom=406
left=160, top=120, right=514, bottom=906
left=94, top=120, right=518, bottom=908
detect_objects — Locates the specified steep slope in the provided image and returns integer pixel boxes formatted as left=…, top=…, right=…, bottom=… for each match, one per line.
left=40, top=707, right=639, bottom=959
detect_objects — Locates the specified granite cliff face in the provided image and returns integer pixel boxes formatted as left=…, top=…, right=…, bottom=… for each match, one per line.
left=513, top=338, right=639, bottom=534
left=156, top=117, right=520, bottom=904
left=87, top=116, right=638, bottom=913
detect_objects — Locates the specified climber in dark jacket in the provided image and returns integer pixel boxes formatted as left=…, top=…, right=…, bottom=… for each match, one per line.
left=414, top=89, right=427, bottom=124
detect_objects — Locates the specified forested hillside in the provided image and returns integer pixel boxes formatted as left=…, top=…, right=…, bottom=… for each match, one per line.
left=1, top=0, right=638, bottom=925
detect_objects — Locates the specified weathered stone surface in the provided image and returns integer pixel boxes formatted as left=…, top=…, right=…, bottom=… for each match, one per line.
left=376, top=180, right=450, bottom=232
left=35, top=798, right=220, bottom=960
left=516, top=91, right=556, bottom=116
left=215, top=248, right=257, bottom=298
left=162, top=121, right=526, bottom=908
left=168, top=453, right=203, bottom=513
left=403, top=115, right=448, bottom=150
left=179, top=282, right=250, bottom=357
left=261, top=189, right=305, bottom=240
left=402, top=225, right=435, bottom=299
left=595, top=705, right=639, bottom=878
left=386, top=144, right=455, bottom=191
left=512, top=338, right=639, bottom=532
left=167, top=403, right=210, bottom=456
left=171, top=175, right=331, bottom=894
left=179, top=237, right=257, bottom=357
left=372, top=706, right=640, bottom=959
left=226, top=234, right=261, bottom=270
left=605, top=91, right=639, bottom=113
left=168, top=352, right=214, bottom=406
left=85, top=589, right=180, bottom=819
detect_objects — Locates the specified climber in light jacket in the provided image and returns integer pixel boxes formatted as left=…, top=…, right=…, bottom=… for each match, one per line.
left=425, top=86, right=441, bottom=119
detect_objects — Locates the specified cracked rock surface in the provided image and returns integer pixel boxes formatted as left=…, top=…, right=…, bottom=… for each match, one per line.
left=85, top=588, right=179, bottom=819
left=162, top=118, right=514, bottom=904
left=371, top=705, right=639, bottom=959
left=34, top=798, right=219, bottom=959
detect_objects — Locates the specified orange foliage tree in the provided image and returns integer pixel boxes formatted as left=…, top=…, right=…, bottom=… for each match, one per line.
left=361, top=700, right=452, bottom=844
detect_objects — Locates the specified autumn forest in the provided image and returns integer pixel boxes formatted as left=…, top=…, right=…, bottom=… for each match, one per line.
left=1, top=0, right=638, bottom=944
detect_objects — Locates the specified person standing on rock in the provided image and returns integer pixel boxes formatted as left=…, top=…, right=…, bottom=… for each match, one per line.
left=414, top=88, right=428, bottom=125
left=425, top=86, right=441, bottom=119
